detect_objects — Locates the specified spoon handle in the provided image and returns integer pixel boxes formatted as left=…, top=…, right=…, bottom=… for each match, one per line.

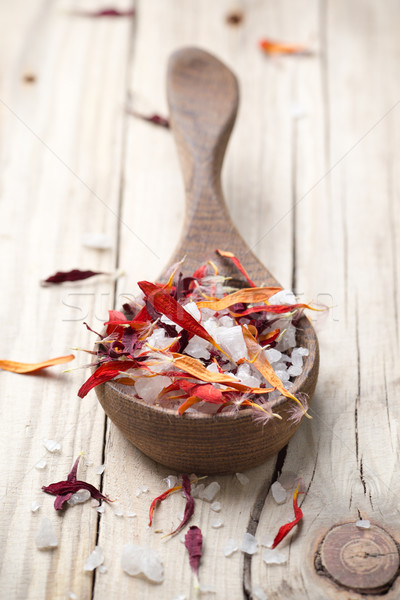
left=165, top=47, right=277, bottom=286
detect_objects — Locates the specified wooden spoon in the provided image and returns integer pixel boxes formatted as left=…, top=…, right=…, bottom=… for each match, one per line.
left=96, top=47, right=319, bottom=473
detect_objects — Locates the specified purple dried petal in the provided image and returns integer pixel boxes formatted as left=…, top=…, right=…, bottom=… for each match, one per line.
left=169, top=475, right=194, bottom=536
left=184, top=526, right=203, bottom=575
left=71, top=8, right=135, bottom=18
left=41, top=269, right=105, bottom=285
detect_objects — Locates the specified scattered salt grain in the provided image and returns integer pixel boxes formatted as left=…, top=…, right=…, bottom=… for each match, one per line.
left=219, top=316, right=234, bottom=328
left=262, top=548, right=287, bottom=565
left=260, top=533, right=274, bottom=548
left=356, top=519, right=370, bottom=529
left=114, top=507, right=124, bottom=517
left=126, top=511, right=137, bottom=518
left=253, top=585, right=267, bottom=600
left=214, top=326, right=248, bottom=363
left=241, top=532, right=258, bottom=555
left=135, top=375, right=171, bottom=403
left=210, top=501, right=221, bottom=512
left=35, top=517, right=58, bottom=550
left=236, top=364, right=261, bottom=388
left=211, top=518, right=224, bottom=529
left=84, top=546, right=104, bottom=571
left=236, top=472, right=249, bottom=486
left=276, top=323, right=296, bottom=352
left=191, top=483, right=205, bottom=498
left=68, top=593, right=78, bottom=600
left=163, top=475, right=178, bottom=489
left=121, top=543, right=164, bottom=583
left=268, top=290, right=297, bottom=306
left=271, top=481, right=287, bottom=504
left=97, top=505, right=105, bottom=514
left=67, top=489, right=91, bottom=506
left=265, top=348, right=282, bottom=364
left=201, top=482, right=221, bottom=502
left=183, top=301, right=201, bottom=321
left=98, top=565, right=107, bottom=574
left=274, top=369, right=290, bottom=383
left=135, top=486, right=149, bottom=497
left=35, top=459, right=47, bottom=470
left=297, top=347, right=309, bottom=356
left=43, top=438, right=61, bottom=453
left=206, top=362, right=219, bottom=374
left=85, top=459, right=94, bottom=467
left=185, top=336, right=211, bottom=360
left=31, top=501, right=41, bottom=513
left=223, top=539, right=238, bottom=557
left=82, top=232, right=112, bottom=250
left=95, top=464, right=105, bottom=475
left=288, top=365, right=302, bottom=377
left=173, top=595, right=186, bottom=600
left=199, top=582, right=216, bottom=593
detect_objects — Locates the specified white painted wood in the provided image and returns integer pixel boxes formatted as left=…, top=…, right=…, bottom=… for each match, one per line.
left=2, top=0, right=400, bottom=598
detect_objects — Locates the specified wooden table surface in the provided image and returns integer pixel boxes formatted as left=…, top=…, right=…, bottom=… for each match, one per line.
left=1, top=1, right=400, bottom=599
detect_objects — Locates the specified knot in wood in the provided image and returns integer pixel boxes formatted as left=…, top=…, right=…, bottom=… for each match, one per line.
left=316, top=522, right=400, bottom=594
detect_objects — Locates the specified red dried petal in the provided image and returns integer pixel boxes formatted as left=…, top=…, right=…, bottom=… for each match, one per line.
left=216, top=249, right=256, bottom=287
left=78, top=360, right=138, bottom=398
left=271, top=484, right=303, bottom=548
left=71, top=8, right=135, bottom=18
left=149, top=484, right=182, bottom=526
left=127, top=109, right=170, bottom=128
left=185, top=526, right=203, bottom=575
left=168, top=475, right=194, bottom=536
left=41, top=269, right=105, bottom=285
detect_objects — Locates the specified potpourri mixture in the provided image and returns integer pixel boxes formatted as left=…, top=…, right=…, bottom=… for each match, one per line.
left=79, top=250, right=318, bottom=423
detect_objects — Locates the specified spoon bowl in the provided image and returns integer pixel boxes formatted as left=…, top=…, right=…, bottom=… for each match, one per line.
left=95, top=47, right=319, bottom=473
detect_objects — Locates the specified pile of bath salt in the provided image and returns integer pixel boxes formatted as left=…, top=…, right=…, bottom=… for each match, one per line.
left=79, top=251, right=316, bottom=422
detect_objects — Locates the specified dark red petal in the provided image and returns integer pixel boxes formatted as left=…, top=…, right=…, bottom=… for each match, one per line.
left=71, top=8, right=135, bottom=18
left=185, top=526, right=203, bottom=575
left=78, top=360, right=138, bottom=398
left=54, top=493, right=73, bottom=510
left=41, top=269, right=105, bottom=285
left=67, top=455, right=80, bottom=482
left=168, top=475, right=194, bottom=536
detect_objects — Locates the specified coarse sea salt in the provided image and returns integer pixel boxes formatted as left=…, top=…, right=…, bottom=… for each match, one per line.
left=253, top=585, right=267, bottom=600
left=271, top=481, right=287, bottom=504
left=201, top=482, right=221, bottom=502
left=241, top=532, right=258, bottom=555
left=121, top=544, right=164, bottom=583
left=214, top=326, right=248, bottom=363
left=260, top=533, right=274, bottom=548
left=35, top=459, right=47, bottom=470
left=163, top=475, right=178, bottom=489
left=135, top=486, right=149, bottom=497
left=262, top=548, right=287, bottom=565
left=183, top=301, right=201, bottom=321
left=97, top=505, right=105, bottom=514
left=95, top=464, right=105, bottom=475
left=356, top=519, right=370, bottom=529
left=135, top=375, right=171, bottom=403
left=223, top=539, right=238, bottom=557
left=43, top=438, right=61, bottom=453
left=35, top=517, right=58, bottom=550
left=98, top=565, right=107, bottom=574
left=126, top=511, right=137, bottom=518
left=84, top=546, right=104, bottom=571
left=210, top=501, right=221, bottom=512
left=236, top=472, right=249, bottom=486
left=67, top=489, right=91, bottom=506
left=211, top=518, right=224, bottom=529
left=82, top=232, right=112, bottom=250
left=31, top=501, right=41, bottom=513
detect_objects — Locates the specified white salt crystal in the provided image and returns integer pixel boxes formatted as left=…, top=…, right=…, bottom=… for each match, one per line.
left=163, top=475, right=178, bottom=489
left=185, top=336, right=211, bottom=360
left=206, top=363, right=219, bottom=373
left=274, top=369, right=290, bottom=383
left=210, top=501, right=221, bottom=512
left=277, top=324, right=297, bottom=352
left=82, top=232, right=112, bottom=250
left=201, top=482, right=221, bottom=502
left=85, top=459, right=94, bottom=467
left=241, top=532, right=258, bottom=554
left=43, top=438, right=61, bottom=453
left=356, top=519, right=370, bottom=529
left=114, top=508, right=124, bottom=517
left=126, top=511, right=137, bottom=518
left=121, top=543, right=164, bottom=583
left=290, top=102, right=308, bottom=120
left=191, top=483, right=205, bottom=498
left=135, top=375, right=171, bottom=403
left=236, top=472, right=250, bottom=486
left=223, top=539, right=238, bottom=557
left=135, top=486, right=149, bottom=497
left=67, top=489, right=91, bottom=506
left=84, top=546, right=104, bottom=571
left=236, top=364, right=261, bottom=388
left=297, top=347, right=309, bottom=356
left=219, top=316, right=234, bottom=328
left=214, top=326, right=248, bottom=362
left=35, top=459, right=47, bottom=470
left=35, top=517, right=58, bottom=549
left=145, top=329, right=167, bottom=349
left=173, top=595, right=186, bottom=600
left=288, top=365, right=302, bottom=377
left=271, top=481, right=287, bottom=504
left=31, top=501, right=41, bottom=513
left=262, top=548, right=287, bottom=564
left=265, top=348, right=282, bottom=364
left=160, top=314, right=182, bottom=331
left=199, top=582, right=216, bottom=593
left=95, top=464, right=105, bottom=475
left=253, top=585, right=267, bottom=600
left=183, top=301, right=201, bottom=321
left=68, top=593, right=78, bottom=600
left=211, top=518, right=224, bottom=528
left=203, top=318, right=218, bottom=336
left=268, top=290, right=297, bottom=306
left=98, top=565, right=107, bottom=574
left=97, top=505, right=105, bottom=514
left=260, top=533, right=274, bottom=548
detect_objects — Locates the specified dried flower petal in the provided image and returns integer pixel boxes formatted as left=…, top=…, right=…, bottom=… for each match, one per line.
left=216, top=249, right=256, bottom=287
left=0, top=354, right=74, bottom=374
left=259, top=38, right=312, bottom=56
left=42, top=455, right=110, bottom=510
left=41, top=269, right=105, bottom=285
left=127, top=109, right=170, bottom=128
left=71, top=8, right=135, bottom=18
left=166, top=475, right=194, bottom=537
left=271, top=484, right=303, bottom=548
left=184, top=526, right=202, bottom=575
left=196, top=287, right=281, bottom=311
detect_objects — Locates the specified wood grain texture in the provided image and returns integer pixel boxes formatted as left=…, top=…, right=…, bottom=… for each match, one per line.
left=1, top=0, right=400, bottom=599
